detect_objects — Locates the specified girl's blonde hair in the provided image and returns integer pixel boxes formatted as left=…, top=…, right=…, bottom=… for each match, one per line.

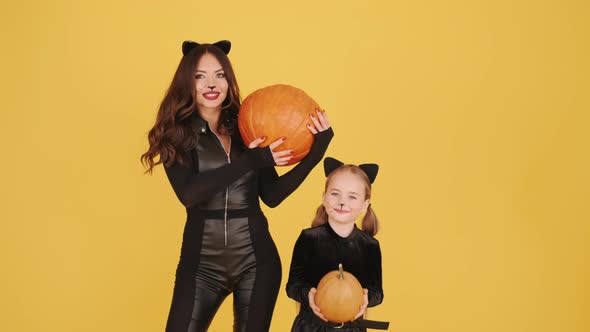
left=311, top=165, right=380, bottom=235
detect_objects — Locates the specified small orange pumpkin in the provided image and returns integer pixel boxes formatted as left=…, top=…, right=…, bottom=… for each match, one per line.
left=238, top=84, right=320, bottom=166
left=315, top=263, right=364, bottom=323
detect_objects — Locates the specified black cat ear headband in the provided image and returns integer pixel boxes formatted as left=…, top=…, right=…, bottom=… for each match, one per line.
left=182, top=40, right=231, bottom=56
left=324, top=157, right=379, bottom=184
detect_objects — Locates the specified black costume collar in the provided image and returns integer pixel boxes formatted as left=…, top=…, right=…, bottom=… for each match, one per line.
left=324, top=222, right=360, bottom=242
left=190, top=112, right=209, bottom=135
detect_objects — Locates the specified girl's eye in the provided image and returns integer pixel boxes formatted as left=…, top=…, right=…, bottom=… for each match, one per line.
left=349, top=196, right=357, bottom=200
left=330, top=192, right=338, bottom=197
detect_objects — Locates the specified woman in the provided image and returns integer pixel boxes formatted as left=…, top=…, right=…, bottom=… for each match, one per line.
left=141, top=40, right=334, bottom=332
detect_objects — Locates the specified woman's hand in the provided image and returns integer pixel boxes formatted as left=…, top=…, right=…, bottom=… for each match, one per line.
left=248, top=136, right=293, bottom=166
left=308, top=287, right=328, bottom=322
left=247, top=109, right=329, bottom=166
left=307, top=109, right=331, bottom=134
left=354, top=288, right=369, bottom=320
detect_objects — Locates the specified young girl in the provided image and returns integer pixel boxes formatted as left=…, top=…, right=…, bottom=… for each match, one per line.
left=286, top=157, right=389, bottom=331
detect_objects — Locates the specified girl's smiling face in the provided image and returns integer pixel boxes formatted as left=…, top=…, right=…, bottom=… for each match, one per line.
left=322, top=170, right=370, bottom=225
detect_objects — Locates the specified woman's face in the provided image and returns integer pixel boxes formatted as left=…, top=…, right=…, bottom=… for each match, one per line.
left=323, top=171, right=370, bottom=226
left=194, top=52, right=228, bottom=113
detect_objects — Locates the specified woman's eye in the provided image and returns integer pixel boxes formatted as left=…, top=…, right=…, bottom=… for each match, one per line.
left=195, top=74, right=205, bottom=79
left=216, top=73, right=225, bottom=78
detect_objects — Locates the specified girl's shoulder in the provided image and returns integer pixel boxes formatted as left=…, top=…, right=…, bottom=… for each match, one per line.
left=293, top=226, right=325, bottom=249
left=356, top=228, right=381, bottom=247
left=300, top=224, right=329, bottom=237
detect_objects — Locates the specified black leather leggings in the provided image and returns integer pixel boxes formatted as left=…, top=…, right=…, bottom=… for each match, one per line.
left=166, top=209, right=282, bottom=332
left=187, top=268, right=256, bottom=332
left=186, top=217, right=259, bottom=332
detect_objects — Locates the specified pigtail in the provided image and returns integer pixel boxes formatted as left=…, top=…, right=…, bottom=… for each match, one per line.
left=361, top=204, right=379, bottom=236
left=311, top=204, right=328, bottom=228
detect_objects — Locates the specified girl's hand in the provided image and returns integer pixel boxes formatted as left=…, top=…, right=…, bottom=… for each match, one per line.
left=248, top=136, right=293, bottom=166
left=308, top=287, right=328, bottom=322
left=307, top=109, right=331, bottom=134
left=354, top=288, right=369, bottom=320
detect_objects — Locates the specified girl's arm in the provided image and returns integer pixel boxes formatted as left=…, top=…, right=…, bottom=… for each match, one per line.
left=164, top=147, right=275, bottom=208
left=258, top=128, right=334, bottom=207
left=367, top=241, right=384, bottom=307
left=286, top=231, right=314, bottom=304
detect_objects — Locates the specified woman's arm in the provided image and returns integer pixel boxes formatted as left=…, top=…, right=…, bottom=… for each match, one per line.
left=164, top=146, right=275, bottom=208
left=258, top=127, right=334, bottom=207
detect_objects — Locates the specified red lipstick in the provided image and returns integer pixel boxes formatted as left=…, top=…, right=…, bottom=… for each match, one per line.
left=203, top=91, right=220, bottom=100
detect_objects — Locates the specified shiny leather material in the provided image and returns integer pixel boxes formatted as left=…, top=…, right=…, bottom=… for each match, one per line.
left=187, top=218, right=257, bottom=332
left=194, top=123, right=258, bottom=211
left=195, top=217, right=256, bottom=293
left=164, top=114, right=333, bottom=332
left=178, top=117, right=279, bottom=332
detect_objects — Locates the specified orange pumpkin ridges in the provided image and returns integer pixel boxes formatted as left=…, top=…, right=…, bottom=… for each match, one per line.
left=240, top=92, right=258, bottom=145
left=315, top=263, right=364, bottom=323
left=237, top=98, right=251, bottom=145
left=238, top=84, right=320, bottom=166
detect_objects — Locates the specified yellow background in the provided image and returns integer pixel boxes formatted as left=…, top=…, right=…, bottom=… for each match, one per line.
left=1, top=0, right=588, bottom=331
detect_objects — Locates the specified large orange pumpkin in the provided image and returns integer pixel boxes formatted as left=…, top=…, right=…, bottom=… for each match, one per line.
left=315, top=263, right=364, bottom=323
left=238, top=84, right=320, bottom=166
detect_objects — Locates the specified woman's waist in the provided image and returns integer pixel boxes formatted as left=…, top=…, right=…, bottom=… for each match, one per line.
left=191, top=188, right=261, bottom=212
left=186, top=206, right=263, bottom=219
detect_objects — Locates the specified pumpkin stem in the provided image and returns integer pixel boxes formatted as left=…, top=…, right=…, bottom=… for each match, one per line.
left=338, top=263, right=343, bottom=280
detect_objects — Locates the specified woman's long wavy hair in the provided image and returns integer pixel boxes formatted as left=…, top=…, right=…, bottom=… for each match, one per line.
left=141, top=44, right=241, bottom=173
left=311, top=165, right=380, bottom=236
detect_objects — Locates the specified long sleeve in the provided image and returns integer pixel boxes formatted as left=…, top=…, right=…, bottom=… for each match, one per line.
left=258, top=128, right=334, bottom=208
left=286, top=231, right=314, bottom=304
left=164, top=146, right=275, bottom=208
left=366, top=240, right=384, bottom=307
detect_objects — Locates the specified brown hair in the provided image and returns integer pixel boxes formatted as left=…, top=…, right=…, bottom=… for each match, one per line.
left=311, top=165, right=380, bottom=236
left=141, top=44, right=241, bottom=173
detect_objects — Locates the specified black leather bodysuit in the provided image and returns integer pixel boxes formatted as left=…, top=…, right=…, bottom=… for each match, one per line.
left=286, top=223, right=384, bottom=332
left=164, top=114, right=333, bottom=332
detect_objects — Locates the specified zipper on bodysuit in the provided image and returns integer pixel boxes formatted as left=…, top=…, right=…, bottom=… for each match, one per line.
left=210, top=130, right=231, bottom=247
left=223, top=151, right=230, bottom=247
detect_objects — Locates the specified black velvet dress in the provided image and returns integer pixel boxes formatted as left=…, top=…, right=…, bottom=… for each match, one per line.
left=163, top=113, right=333, bottom=332
left=286, top=223, right=384, bottom=332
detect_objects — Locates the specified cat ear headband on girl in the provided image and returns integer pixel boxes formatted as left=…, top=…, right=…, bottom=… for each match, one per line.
left=324, top=157, right=379, bottom=183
